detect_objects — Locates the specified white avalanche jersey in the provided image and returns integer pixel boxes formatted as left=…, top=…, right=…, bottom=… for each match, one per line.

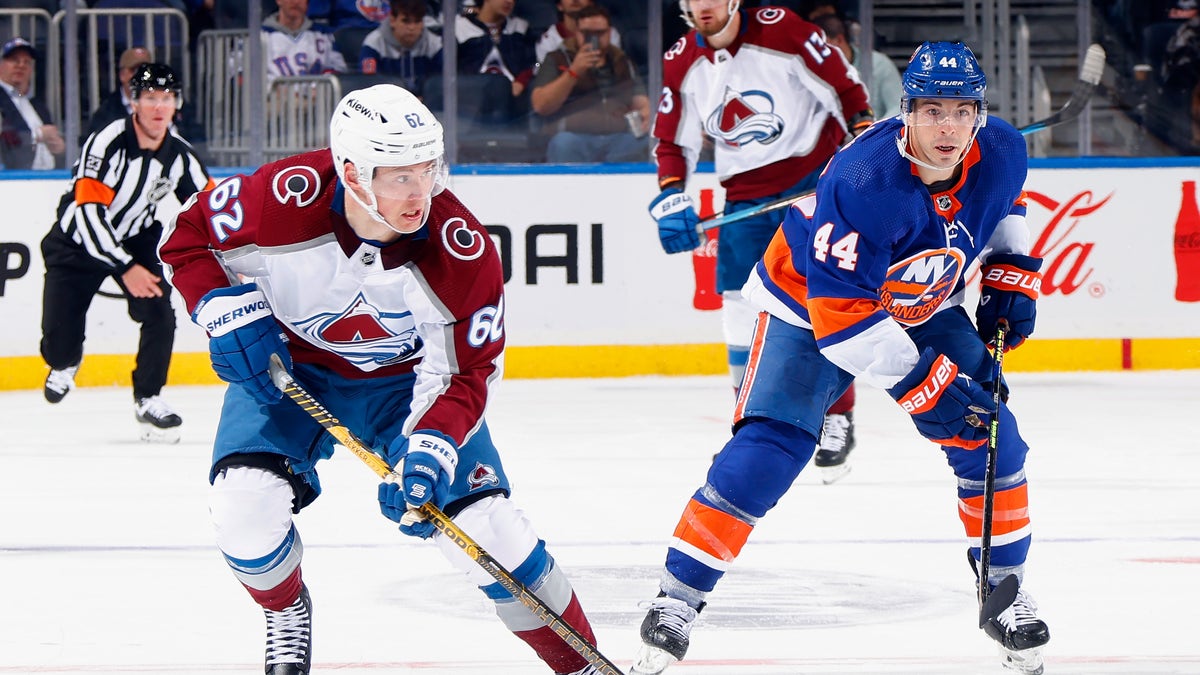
left=161, top=149, right=504, bottom=446
left=653, top=6, right=871, bottom=200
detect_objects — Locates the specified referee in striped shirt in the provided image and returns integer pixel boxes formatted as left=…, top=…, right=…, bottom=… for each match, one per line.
left=39, top=63, right=214, bottom=443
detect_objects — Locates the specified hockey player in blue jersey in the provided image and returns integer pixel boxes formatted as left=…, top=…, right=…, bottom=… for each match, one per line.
left=632, top=42, right=1051, bottom=675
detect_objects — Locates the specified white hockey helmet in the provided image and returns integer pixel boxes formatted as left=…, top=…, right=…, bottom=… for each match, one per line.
left=329, top=84, right=448, bottom=227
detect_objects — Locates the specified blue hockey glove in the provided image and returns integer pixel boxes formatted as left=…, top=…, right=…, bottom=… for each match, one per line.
left=888, top=348, right=994, bottom=450
left=976, top=253, right=1043, bottom=351
left=649, top=187, right=701, bottom=254
left=192, top=283, right=290, bottom=405
left=378, top=432, right=458, bottom=538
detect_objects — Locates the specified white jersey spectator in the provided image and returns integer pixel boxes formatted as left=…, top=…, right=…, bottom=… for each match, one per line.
left=263, top=0, right=348, bottom=82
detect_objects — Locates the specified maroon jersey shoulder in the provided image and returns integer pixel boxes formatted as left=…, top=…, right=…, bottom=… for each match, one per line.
left=249, top=149, right=340, bottom=248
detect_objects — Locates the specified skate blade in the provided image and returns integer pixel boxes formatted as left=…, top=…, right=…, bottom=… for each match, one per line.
left=999, top=644, right=1044, bottom=675
left=630, top=644, right=679, bottom=675
left=820, top=463, right=851, bottom=484
left=138, top=425, right=181, bottom=444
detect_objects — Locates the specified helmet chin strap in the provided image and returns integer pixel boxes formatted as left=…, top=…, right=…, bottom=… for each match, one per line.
left=895, top=124, right=978, bottom=173
left=711, top=3, right=740, bottom=42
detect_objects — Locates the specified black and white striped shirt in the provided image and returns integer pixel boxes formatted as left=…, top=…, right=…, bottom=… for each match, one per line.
left=53, top=117, right=213, bottom=271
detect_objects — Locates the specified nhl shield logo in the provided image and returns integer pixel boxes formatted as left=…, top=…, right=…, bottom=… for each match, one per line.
left=146, top=177, right=174, bottom=204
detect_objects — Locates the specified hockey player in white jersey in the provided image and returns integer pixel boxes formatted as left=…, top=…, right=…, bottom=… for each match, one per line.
left=161, top=85, right=602, bottom=675
left=647, top=0, right=872, bottom=482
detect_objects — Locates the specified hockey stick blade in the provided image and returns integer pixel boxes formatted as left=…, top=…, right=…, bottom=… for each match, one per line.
left=980, top=573, right=1020, bottom=629
left=696, top=44, right=1106, bottom=234
left=1017, top=43, right=1105, bottom=136
left=266, top=354, right=626, bottom=675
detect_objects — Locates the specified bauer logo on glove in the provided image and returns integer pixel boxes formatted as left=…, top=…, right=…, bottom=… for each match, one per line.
left=895, top=353, right=957, bottom=414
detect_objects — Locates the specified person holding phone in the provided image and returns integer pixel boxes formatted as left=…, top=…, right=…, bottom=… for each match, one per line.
left=529, top=4, right=651, bottom=162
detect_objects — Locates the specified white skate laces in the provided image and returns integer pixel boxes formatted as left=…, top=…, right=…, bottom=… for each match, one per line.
left=632, top=595, right=701, bottom=675
left=988, top=588, right=1050, bottom=675
left=264, top=587, right=312, bottom=668
left=814, top=411, right=855, bottom=484
left=134, top=395, right=182, bottom=444
left=43, top=364, right=80, bottom=404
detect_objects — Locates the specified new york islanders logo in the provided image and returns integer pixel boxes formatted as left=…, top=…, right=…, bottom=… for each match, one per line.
left=293, top=293, right=423, bottom=368
left=703, top=86, right=784, bottom=148
left=356, top=0, right=390, bottom=23
left=878, top=248, right=965, bottom=326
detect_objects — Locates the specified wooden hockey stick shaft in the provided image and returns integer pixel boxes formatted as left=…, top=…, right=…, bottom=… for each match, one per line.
left=697, top=44, right=1107, bottom=233
left=976, top=323, right=1020, bottom=628
left=266, top=354, right=625, bottom=675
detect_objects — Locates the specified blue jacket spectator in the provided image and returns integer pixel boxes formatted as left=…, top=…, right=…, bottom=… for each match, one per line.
left=360, top=0, right=442, bottom=95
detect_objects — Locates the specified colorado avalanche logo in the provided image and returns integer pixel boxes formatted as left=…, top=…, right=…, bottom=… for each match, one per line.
left=878, top=248, right=965, bottom=326
left=441, top=217, right=487, bottom=261
left=754, top=7, right=786, bottom=24
left=293, top=293, right=424, bottom=368
left=272, top=166, right=321, bottom=207
left=704, top=87, right=784, bottom=147
left=467, top=462, right=500, bottom=490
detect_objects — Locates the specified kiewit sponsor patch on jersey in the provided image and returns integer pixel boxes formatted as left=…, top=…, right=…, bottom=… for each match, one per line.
left=878, top=248, right=965, bottom=326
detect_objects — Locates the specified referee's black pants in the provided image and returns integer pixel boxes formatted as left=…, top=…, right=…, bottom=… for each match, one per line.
left=39, top=224, right=176, bottom=401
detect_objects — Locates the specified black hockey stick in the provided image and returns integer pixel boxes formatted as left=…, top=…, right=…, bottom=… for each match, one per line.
left=266, top=354, right=625, bottom=675
left=977, top=323, right=1020, bottom=628
left=696, top=43, right=1107, bottom=233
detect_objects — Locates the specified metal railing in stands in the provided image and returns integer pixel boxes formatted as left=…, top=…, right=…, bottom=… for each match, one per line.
left=49, top=8, right=190, bottom=143
left=197, top=30, right=341, bottom=167
left=0, top=9, right=54, bottom=101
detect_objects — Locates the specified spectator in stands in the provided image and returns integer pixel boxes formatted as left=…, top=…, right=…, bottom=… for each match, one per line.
left=263, top=0, right=348, bottom=82
left=530, top=4, right=648, bottom=162
left=535, top=0, right=622, bottom=66
left=1162, top=12, right=1200, bottom=149
left=360, top=0, right=442, bottom=96
left=308, top=0, right=391, bottom=30
left=811, top=13, right=902, bottom=119
left=0, top=37, right=64, bottom=170
left=86, top=47, right=154, bottom=139
left=456, top=0, right=536, bottom=125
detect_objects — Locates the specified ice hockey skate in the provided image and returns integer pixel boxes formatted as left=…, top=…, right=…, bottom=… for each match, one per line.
left=813, top=411, right=855, bottom=484
left=631, top=594, right=702, bottom=675
left=983, top=587, right=1050, bottom=674
left=134, top=395, right=182, bottom=444
left=264, top=584, right=312, bottom=674
left=43, top=363, right=80, bottom=403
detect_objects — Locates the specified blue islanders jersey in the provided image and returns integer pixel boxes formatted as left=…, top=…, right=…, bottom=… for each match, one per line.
left=742, top=115, right=1030, bottom=389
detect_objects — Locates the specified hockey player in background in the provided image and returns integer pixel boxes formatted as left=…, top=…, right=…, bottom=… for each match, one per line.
left=633, top=42, right=1051, bottom=675
left=647, top=0, right=872, bottom=481
left=39, top=63, right=212, bottom=443
left=159, top=85, right=602, bottom=675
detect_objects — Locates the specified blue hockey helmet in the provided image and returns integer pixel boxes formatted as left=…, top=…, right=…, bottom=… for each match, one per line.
left=897, top=42, right=988, bottom=170
left=901, top=41, right=987, bottom=110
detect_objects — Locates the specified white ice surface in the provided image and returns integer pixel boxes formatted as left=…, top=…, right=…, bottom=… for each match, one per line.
left=1, top=371, right=1197, bottom=674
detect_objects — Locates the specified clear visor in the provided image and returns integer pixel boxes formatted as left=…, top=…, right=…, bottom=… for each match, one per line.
left=902, top=99, right=985, bottom=130
left=135, top=89, right=182, bottom=110
left=369, top=158, right=448, bottom=201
